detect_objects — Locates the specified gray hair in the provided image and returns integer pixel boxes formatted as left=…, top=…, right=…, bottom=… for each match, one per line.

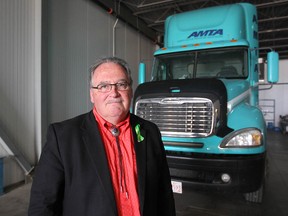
left=89, top=57, right=133, bottom=87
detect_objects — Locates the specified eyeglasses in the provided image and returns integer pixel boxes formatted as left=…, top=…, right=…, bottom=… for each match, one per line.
left=91, top=81, right=131, bottom=93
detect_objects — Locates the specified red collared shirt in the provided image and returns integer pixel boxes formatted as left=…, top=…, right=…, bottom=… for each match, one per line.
left=93, top=108, right=140, bottom=216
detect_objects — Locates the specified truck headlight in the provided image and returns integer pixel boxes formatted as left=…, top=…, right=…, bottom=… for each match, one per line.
left=220, top=128, right=263, bottom=148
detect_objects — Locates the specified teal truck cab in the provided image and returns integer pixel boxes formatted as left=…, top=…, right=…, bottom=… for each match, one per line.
left=133, top=3, right=279, bottom=203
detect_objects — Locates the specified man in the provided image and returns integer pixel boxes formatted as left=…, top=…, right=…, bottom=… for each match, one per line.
left=28, top=57, right=176, bottom=216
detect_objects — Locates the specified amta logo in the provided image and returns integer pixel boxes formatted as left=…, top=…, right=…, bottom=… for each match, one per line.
left=188, top=29, right=223, bottom=38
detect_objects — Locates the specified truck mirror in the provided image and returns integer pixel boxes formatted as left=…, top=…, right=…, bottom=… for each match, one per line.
left=267, top=51, right=279, bottom=83
left=258, top=58, right=265, bottom=82
left=138, top=62, right=146, bottom=84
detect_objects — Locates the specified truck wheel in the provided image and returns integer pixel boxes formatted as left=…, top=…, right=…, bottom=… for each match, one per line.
left=244, top=184, right=263, bottom=203
left=244, top=156, right=268, bottom=203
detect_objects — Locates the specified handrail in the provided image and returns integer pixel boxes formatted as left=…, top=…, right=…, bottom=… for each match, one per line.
left=0, top=126, right=33, bottom=175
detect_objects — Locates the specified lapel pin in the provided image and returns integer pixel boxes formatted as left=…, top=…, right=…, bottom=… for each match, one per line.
left=135, top=124, right=144, bottom=142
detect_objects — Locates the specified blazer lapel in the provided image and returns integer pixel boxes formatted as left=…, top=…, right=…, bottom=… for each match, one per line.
left=131, top=115, right=147, bottom=216
left=81, top=111, right=117, bottom=215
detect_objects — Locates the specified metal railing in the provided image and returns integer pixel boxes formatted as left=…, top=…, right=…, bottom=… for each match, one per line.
left=0, top=126, right=33, bottom=175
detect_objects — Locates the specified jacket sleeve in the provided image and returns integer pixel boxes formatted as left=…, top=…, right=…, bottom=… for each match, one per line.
left=155, top=126, right=176, bottom=216
left=138, top=119, right=176, bottom=216
left=28, top=124, right=64, bottom=216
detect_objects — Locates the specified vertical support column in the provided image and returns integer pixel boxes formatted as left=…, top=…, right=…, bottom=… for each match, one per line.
left=34, top=0, right=42, bottom=160
left=0, top=158, right=3, bottom=195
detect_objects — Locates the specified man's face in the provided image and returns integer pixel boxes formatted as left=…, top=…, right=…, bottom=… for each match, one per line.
left=90, top=62, right=133, bottom=124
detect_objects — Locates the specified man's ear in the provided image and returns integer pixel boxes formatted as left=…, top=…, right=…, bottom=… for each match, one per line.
left=90, top=89, right=94, bottom=103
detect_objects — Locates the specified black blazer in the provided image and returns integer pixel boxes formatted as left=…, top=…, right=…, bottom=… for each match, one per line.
left=28, top=111, right=176, bottom=216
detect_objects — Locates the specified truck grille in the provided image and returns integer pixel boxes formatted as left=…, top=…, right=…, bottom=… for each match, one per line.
left=135, top=97, right=218, bottom=137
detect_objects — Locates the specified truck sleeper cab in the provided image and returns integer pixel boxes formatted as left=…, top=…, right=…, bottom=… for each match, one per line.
left=133, top=3, right=278, bottom=203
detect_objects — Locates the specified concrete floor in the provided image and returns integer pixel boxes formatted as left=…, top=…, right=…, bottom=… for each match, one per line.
left=175, top=130, right=288, bottom=216
left=0, top=130, right=287, bottom=216
left=0, top=181, right=31, bottom=216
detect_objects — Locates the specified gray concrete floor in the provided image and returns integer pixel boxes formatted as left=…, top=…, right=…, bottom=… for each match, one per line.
left=0, top=130, right=287, bottom=216
left=0, top=182, right=31, bottom=216
left=175, top=130, right=288, bottom=216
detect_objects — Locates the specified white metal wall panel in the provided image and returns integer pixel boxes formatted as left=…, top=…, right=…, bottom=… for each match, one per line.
left=46, top=0, right=89, bottom=123
left=0, top=0, right=155, bottom=187
left=46, top=0, right=156, bottom=126
left=259, top=60, right=288, bottom=127
left=0, top=0, right=41, bottom=186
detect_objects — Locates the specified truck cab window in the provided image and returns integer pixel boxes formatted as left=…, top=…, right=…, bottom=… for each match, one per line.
left=152, top=48, right=247, bottom=81
left=197, top=49, right=247, bottom=79
left=152, top=54, right=195, bottom=81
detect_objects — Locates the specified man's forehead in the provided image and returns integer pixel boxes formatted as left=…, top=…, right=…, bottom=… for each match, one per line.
left=96, top=62, right=124, bottom=70
left=97, top=78, right=128, bottom=84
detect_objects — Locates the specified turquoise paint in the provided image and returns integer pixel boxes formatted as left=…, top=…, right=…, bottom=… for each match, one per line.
left=267, top=51, right=279, bottom=83
left=134, top=3, right=279, bottom=194
left=154, top=39, right=249, bottom=55
left=221, top=80, right=250, bottom=101
left=138, top=63, right=146, bottom=84
left=136, top=2, right=279, bottom=155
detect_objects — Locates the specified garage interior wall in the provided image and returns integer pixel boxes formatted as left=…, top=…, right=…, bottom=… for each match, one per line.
left=0, top=0, right=41, bottom=188
left=44, top=0, right=155, bottom=125
left=259, top=60, right=288, bottom=127
left=0, top=0, right=155, bottom=188
left=43, top=0, right=155, bottom=123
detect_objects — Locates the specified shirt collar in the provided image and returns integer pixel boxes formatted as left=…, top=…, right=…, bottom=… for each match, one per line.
left=92, top=107, right=130, bottom=130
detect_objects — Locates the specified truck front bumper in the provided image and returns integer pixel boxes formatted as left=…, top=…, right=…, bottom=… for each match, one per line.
left=167, top=152, right=266, bottom=193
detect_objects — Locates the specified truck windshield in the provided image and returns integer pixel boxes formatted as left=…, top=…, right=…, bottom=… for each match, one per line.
left=151, top=48, right=248, bottom=81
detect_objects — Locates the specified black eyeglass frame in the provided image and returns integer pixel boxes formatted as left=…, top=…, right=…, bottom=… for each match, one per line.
left=91, top=81, right=131, bottom=92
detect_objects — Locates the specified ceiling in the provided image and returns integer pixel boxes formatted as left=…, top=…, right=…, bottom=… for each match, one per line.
left=93, top=0, right=288, bottom=60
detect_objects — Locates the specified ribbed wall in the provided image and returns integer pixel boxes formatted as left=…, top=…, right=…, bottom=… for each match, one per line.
left=45, top=0, right=155, bottom=126
left=0, top=0, right=156, bottom=187
left=0, top=0, right=41, bottom=185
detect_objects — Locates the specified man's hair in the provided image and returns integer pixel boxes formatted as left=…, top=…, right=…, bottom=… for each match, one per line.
left=89, top=57, right=133, bottom=87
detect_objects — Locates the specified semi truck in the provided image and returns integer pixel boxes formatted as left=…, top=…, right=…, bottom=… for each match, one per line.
left=133, top=3, right=279, bottom=203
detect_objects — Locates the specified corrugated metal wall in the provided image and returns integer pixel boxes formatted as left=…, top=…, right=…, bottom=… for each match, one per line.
left=44, top=0, right=155, bottom=126
left=0, top=0, right=41, bottom=186
left=0, top=0, right=155, bottom=187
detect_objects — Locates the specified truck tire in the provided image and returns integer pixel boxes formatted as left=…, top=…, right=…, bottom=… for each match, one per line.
left=244, top=157, right=269, bottom=203
left=244, top=184, right=263, bottom=203
left=244, top=157, right=268, bottom=203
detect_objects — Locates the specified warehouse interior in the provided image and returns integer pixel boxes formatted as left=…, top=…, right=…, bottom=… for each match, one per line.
left=0, top=0, right=288, bottom=215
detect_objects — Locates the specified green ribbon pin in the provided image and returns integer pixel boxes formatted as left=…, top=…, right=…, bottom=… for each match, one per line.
left=135, top=124, right=144, bottom=142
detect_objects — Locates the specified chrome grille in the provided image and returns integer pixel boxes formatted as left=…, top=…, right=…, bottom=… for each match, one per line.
left=135, top=97, right=217, bottom=137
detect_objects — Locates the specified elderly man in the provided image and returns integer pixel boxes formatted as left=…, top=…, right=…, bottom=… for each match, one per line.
left=28, top=57, right=176, bottom=216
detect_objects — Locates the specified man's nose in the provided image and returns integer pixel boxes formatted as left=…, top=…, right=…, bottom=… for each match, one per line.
left=110, top=84, right=120, bottom=95
left=111, top=84, right=118, bottom=91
